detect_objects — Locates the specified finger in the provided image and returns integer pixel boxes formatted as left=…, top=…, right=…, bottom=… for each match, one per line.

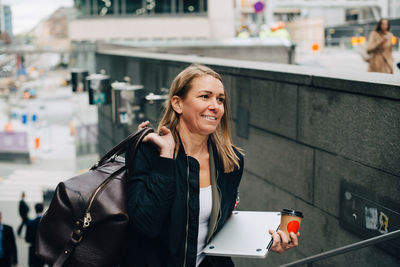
left=160, top=126, right=171, bottom=135
left=138, top=121, right=150, bottom=130
left=268, top=229, right=280, bottom=249
left=277, top=230, right=289, bottom=247
left=290, top=232, right=299, bottom=247
left=142, top=132, right=156, bottom=143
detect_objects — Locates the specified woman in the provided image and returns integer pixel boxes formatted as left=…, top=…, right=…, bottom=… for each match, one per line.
left=367, top=18, right=394, bottom=74
left=125, top=64, right=299, bottom=267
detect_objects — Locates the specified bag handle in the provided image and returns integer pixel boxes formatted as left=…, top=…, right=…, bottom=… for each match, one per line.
left=92, top=127, right=154, bottom=169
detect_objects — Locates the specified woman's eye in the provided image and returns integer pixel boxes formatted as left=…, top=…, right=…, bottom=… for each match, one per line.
left=218, top=97, right=225, bottom=103
left=200, top=95, right=209, bottom=99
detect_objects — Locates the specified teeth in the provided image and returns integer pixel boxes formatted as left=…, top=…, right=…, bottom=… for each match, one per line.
left=202, top=115, right=217, bottom=120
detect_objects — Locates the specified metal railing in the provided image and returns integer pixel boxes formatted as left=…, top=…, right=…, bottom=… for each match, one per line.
left=279, top=229, right=400, bottom=267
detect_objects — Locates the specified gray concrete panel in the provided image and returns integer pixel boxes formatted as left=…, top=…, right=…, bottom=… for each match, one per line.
left=220, top=73, right=233, bottom=107
left=234, top=125, right=314, bottom=203
left=99, top=105, right=112, bottom=119
left=126, top=60, right=142, bottom=84
left=250, top=79, right=297, bottom=139
left=97, top=132, right=114, bottom=156
left=298, top=86, right=400, bottom=176
left=95, top=54, right=112, bottom=74
left=232, top=76, right=251, bottom=121
left=314, top=150, right=400, bottom=218
left=312, top=71, right=400, bottom=100
left=113, top=126, right=128, bottom=146
left=166, top=65, right=183, bottom=88
left=98, top=113, right=113, bottom=138
left=110, top=56, right=127, bottom=81
left=142, top=60, right=160, bottom=92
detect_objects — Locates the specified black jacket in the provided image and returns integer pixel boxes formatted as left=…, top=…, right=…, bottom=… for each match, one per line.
left=0, top=224, right=18, bottom=267
left=26, top=216, right=45, bottom=267
left=124, top=140, right=244, bottom=267
left=19, top=199, right=29, bottom=218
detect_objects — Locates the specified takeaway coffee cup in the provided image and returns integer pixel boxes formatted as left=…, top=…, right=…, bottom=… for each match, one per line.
left=280, top=209, right=303, bottom=241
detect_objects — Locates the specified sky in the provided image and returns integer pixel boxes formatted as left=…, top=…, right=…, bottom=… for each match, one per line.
left=2, top=0, right=74, bottom=35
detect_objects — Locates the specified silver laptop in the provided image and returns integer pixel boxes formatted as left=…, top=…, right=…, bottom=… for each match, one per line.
left=202, top=211, right=281, bottom=258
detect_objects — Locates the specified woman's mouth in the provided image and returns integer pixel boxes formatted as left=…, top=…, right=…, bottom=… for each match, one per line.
left=201, top=115, right=217, bottom=121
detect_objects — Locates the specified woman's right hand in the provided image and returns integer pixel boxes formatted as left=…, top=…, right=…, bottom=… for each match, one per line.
left=138, top=121, right=175, bottom=159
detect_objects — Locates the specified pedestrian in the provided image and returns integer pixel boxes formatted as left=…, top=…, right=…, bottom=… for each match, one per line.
left=124, top=64, right=300, bottom=267
left=25, top=203, right=45, bottom=267
left=0, top=211, right=18, bottom=267
left=367, top=18, right=394, bottom=74
left=17, top=191, right=29, bottom=237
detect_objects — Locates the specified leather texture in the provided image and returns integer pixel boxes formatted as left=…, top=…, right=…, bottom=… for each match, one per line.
left=36, top=127, right=154, bottom=267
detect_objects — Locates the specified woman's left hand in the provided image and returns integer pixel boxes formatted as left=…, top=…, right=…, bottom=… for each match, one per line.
left=268, top=229, right=300, bottom=254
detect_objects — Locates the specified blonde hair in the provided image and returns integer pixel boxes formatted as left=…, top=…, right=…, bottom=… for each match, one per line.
left=158, top=64, right=241, bottom=173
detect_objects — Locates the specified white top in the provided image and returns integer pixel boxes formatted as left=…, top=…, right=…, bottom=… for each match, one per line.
left=196, top=185, right=213, bottom=266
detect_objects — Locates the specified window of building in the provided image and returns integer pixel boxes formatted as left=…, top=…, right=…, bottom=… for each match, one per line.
left=74, top=0, right=207, bottom=16
left=126, top=0, right=144, bottom=15
left=96, top=0, right=115, bottom=16
left=155, top=0, right=171, bottom=14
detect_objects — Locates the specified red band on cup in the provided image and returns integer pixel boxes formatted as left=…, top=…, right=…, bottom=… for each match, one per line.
left=287, top=220, right=300, bottom=234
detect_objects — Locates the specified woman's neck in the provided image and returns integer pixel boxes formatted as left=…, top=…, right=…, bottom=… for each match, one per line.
left=178, top=126, right=208, bottom=157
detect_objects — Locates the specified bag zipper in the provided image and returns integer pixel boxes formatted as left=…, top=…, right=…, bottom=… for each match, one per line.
left=83, top=163, right=123, bottom=228
left=183, top=155, right=190, bottom=267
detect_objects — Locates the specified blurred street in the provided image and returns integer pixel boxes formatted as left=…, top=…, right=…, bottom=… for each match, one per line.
left=0, top=68, right=98, bottom=266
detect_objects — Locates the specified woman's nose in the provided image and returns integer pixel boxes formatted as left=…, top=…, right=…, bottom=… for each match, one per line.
left=209, top=99, right=220, bottom=111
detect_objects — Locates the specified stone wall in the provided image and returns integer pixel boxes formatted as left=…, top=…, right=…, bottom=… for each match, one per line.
left=94, top=50, right=400, bottom=267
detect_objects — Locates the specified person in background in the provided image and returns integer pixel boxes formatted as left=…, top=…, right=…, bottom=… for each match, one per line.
left=0, top=211, right=18, bottom=267
left=124, top=64, right=299, bottom=267
left=25, top=203, right=44, bottom=267
left=367, top=18, right=394, bottom=74
left=17, top=191, right=29, bottom=237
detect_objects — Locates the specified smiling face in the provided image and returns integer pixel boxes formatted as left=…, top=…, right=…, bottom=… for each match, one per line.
left=172, top=74, right=225, bottom=137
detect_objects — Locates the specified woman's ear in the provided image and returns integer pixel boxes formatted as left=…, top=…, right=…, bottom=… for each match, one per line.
left=171, top=95, right=183, bottom=115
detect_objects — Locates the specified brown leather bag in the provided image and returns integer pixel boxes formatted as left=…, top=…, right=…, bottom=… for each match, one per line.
left=36, top=127, right=153, bottom=267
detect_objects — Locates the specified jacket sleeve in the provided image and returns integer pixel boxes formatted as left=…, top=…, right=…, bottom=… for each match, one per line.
left=126, top=142, right=176, bottom=238
left=8, top=226, right=18, bottom=264
left=25, top=220, right=34, bottom=244
left=367, top=31, right=383, bottom=54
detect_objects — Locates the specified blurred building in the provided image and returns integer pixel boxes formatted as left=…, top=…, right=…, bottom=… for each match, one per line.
left=0, top=4, right=12, bottom=44
left=266, top=0, right=399, bottom=26
left=2, top=5, right=12, bottom=36
left=29, top=7, right=76, bottom=50
left=70, top=0, right=234, bottom=41
left=238, top=0, right=400, bottom=33
left=389, top=0, right=400, bottom=19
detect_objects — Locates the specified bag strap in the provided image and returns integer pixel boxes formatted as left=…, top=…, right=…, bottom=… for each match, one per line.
left=92, top=127, right=154, bottom=169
